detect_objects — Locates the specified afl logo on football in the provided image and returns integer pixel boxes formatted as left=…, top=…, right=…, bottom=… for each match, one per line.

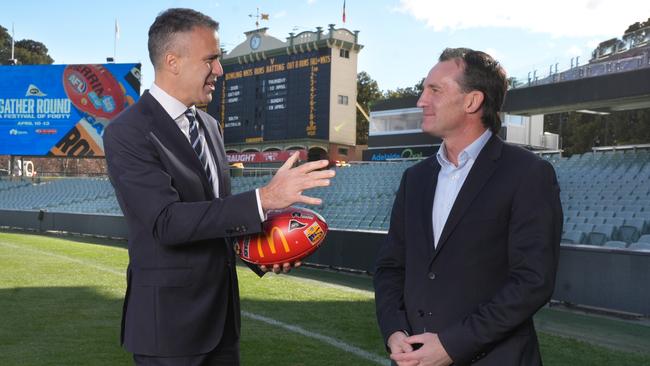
left=66, top=72, right=87, bottom=94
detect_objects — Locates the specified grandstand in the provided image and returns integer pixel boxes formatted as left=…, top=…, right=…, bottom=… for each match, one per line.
left=1, top=147, right=650, bottom=249
left=542, top=147, right=650, bottom=249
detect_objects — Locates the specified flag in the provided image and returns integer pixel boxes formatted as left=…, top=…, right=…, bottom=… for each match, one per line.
left=115, top=19, right=120, bottom=40
left=261, top=13, right=269, bottom=20
left=342, top=0, right=346, bottom=23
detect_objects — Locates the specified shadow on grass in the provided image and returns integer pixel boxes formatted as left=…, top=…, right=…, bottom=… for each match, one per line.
left=0, top=286, right=130, bottom=366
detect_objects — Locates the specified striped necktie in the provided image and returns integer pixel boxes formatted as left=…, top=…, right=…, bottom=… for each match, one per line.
left=185, top=108, right=213, bottom=185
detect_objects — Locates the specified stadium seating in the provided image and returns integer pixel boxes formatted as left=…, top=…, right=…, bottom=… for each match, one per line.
left=1, top=147, right=649, bottom=251
left=603, top=240, right=628, bottom=249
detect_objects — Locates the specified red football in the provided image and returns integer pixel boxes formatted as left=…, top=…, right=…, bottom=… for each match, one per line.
left=234, top=207, right=328, bottom=266
left=62, top=64, right=125, bottom=120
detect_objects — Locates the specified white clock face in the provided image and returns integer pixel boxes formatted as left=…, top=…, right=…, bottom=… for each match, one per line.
left=250, top=35, right=261, bottom=50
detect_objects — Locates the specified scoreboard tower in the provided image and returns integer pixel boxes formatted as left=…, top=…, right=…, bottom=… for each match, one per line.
left=207, top=25, right=363, bottom=163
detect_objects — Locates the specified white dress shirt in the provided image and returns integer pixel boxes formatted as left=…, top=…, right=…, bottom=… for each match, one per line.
left=149, top=83, right=265, bottom=221
left=432, top=129, right=492, bottom=248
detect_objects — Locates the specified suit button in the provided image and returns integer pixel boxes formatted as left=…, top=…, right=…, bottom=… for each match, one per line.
left=428, top=272, right=436, bottom=280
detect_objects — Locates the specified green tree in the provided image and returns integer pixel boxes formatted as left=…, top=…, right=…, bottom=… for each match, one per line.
left=356, top=71, right=382, bottom=145
left=545, top=108, right=650, bottom=156
left=0, top=26, right=11, bottom=63
left=383, top=77, right=424, bottom=99
left=0, top=25, right=54, bottom=65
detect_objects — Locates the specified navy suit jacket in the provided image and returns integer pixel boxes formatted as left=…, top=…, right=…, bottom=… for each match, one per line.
left=374, top=135, right=563, bottom=365
left=104, top=91, right=263, bottom=356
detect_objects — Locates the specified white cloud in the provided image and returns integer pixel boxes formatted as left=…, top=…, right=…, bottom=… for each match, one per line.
left=566, top=45, right=583, bottom=57
left=398, top=0, right=650, bottom=38
left=307, top=0, right=317, bottom=4
left=275, top=10, right=287, bottom=19
left=485, top=47, right=504, bottom=62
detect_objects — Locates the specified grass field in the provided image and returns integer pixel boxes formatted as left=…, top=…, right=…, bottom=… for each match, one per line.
left=1, top=231, right=650, bottom=366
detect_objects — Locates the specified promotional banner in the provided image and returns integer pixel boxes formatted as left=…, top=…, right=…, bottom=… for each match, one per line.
left=0, top=63, right=141, bottom=157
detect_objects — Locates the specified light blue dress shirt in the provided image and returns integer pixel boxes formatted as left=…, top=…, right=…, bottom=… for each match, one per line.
left=432, top=129, right=493, bottom=248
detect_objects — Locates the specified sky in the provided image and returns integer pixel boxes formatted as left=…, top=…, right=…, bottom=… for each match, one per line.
left=2, top=0, right=649, bottom=94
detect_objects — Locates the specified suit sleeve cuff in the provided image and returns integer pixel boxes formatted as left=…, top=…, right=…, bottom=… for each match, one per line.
left=255, top=189, right=266, bottom=222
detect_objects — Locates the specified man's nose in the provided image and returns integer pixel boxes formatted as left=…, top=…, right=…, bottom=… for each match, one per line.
left=212, top=59, right=223, bottom=76
left=416, top=92, right=426, bottom=108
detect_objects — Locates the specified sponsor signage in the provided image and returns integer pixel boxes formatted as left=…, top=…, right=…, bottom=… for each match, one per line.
left=0, top=63, right=141, bottom=156
left=227, top=149, right=308, bottom=163
left=362, top=146, right=438, bottom=161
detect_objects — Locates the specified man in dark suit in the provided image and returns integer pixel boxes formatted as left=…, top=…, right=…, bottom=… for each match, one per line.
left=103, top=8, right=334, bottom=365
left=374, top=48, right=563, bottom=366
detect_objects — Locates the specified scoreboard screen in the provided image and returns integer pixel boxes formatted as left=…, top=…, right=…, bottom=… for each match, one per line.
left=208, top=48, right=331, bottom=144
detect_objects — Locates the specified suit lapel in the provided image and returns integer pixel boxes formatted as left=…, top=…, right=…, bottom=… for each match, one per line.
left=143, top=92, right=214, bottom=198
left=431, top=135, right=503, bottom=262
left=422, top=157, right=440, bottom=260
left=197, top=110, right=229, bottom=197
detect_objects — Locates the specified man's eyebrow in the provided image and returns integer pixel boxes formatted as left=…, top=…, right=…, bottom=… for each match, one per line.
left=205, top=53, right=221, bottom=60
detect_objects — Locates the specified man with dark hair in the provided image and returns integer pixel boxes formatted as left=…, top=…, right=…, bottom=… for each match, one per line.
left=104, top=8, right=334, bottom=365
left=374, top=48, right=562, bottom=366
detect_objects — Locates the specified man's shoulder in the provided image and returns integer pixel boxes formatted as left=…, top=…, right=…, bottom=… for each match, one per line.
left=501, top=142, right=543, bottom=164
left=107, top=96, right=154, bottom=134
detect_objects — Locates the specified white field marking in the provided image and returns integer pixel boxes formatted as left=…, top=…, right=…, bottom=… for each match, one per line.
left=263, top=273, right=375, bottom=297
left=242, top=311, right=390, bottom=366
left=0, top=240, right=123, bottom=276
left=0, top=240, right=390, bottom=366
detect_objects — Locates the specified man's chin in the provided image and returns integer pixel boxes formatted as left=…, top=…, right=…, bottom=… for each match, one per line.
left=199, top=94, right=213, bottom=105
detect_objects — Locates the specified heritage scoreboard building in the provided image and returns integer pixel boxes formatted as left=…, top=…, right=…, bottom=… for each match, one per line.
left=207, top=25, right=363, bottom=163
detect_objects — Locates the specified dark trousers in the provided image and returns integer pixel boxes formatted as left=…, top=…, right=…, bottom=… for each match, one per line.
left=133, top=340, right=239, bottom=366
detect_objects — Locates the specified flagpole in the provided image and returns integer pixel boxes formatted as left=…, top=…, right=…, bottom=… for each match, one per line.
left=11, top=22, right=15, bottom=60
left=114, top=19, right=118, bottom=61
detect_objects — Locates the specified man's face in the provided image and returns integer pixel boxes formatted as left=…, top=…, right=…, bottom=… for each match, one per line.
left=417, top=60, right=468, bottom=138
left=175, top=26, right=223, bottom=106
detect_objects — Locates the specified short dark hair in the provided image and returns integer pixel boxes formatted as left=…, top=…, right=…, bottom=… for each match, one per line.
left=148, top=8, right=219, bottom=67
left=439, top=47, right=507, bottom=134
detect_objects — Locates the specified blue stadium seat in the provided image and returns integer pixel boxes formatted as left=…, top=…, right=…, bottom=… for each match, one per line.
left=562, top=231, right=585, bottom=244
left=603, top=241, right=627, bottom=249
left=615, top=225, right=640, bottom=244
left=573, top=223, right=595, bottom=233
left=628, top=242, right=650, bottom=251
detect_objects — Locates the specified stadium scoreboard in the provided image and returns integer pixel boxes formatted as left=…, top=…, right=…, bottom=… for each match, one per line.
left=209, top=48, right=332, bottom=144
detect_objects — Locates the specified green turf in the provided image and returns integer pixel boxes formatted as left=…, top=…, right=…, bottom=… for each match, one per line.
left=1, top=231, right=650, bottom=366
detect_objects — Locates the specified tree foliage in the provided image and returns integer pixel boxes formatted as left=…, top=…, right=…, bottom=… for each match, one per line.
left=356, top=71, right=382, bottom=145
left=0, top=25, right=54, bottom=65
left=383, top=77, right=424, bottom=100
left=545, top=109, right=650, bottom=156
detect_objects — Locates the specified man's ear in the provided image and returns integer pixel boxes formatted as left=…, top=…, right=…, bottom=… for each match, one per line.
left=164, top=52, right=181, bottom=75
left=465, top=91, right=484, bottom=114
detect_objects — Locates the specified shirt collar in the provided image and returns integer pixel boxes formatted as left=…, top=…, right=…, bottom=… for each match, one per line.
left=149, top=83, right=193, bottom=121
left=436, top=128, right=493, bottom=168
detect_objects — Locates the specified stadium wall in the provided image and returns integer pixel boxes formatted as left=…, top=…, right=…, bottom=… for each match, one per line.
left=2, top=209, right=648, bottom=317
